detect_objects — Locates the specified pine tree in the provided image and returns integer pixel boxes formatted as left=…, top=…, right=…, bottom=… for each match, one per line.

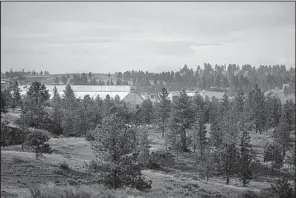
left=238, top=121, right=254, bottom=187
left=21, top=81, right=50, bottom=129
left=249, top=84, right=266, bottom=133
left=138, top=127, right=150, bottom=167
left=61, top=84, right=77, bottom=136
left=192, top=93, right=207, bottom=160
left=140, top=99, right=153, bottom=125
left=192, top=113, right=207, bottom=161
left=11, top=81, right=22, bottom=111
left=264, top=142, right=284, bottom=172
left=219, top=93, right=230, bottom=115
left=166, top=116, right=182, bottom=159
left=171, top=90, right=195, bottom=152
left=156, top=88, right=171, bottom=138
left=51, top=86, right=63, bottom=135
left=103, top=94, right=115, bottom=117
left=199, top=146, right=215, bottom=181
left=90, top=113, right=151, bottom=190
left=283, top=99, right=294, bottom=132
left=74, top=102, right=88, bottom=136
left=234, top=88, right=245, bottom=114
left=218, top=109, right=239, bottom=184
left=274, top=107, right=292, bottom=158
left=1, top=88, right=12, bottom=112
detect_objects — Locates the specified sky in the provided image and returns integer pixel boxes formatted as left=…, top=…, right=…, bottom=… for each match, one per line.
left=1, top=2, right=295, bottom=74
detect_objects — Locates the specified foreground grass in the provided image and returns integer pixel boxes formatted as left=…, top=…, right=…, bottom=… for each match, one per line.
left=1, top=119, right=293, bottom=197
left=25, top=183, right=132, bottom=198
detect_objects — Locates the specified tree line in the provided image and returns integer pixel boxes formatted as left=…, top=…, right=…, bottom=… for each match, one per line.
left=4, top=63, right=294, bottom=97
left=46, top=64, right=296, bottom=96
left=1, top=69, right=50, bottom=78
left=122, top=64, right=295, bottom=94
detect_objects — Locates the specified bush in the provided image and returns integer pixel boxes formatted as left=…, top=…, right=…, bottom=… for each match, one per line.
left=12, top=156, right=26, bottom=163
left=60, top=162, right=69, bottom=170
left=147, top=150, right=175, bottom=169
left=40, top=143, right=52, bottom=154
left=257, top=189, right=278, bottom=198
left=86, top=130, right=95, bottom=141
left=1, top=121, right=28, bottom=147
left=264, top=142, right=284, bottom=170
left=102, top=162, right=152, bottom=191
left=270, top=178, right=294, bottom=198
left=239, top=190, right=259, bottom=198
left=87, top=160, right=102, bottom=171
left=25, top=130, right=50, bottom=158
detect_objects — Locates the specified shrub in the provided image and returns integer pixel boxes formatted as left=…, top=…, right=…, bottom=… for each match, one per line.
left=147, top=150, right=175, bottom=169
left=239, top=190, right=259, bottom=198
left=12, top=156, right=26, bottom=163
left=40, top=143, right=52, bottom=154
left=60, top=162, right=69, bottom=170
left=257, top=188, right=279, bottom=198
left=270, top=178, right=294, bottom=198
left=25, top=130, right=50, bottom=158
left=86, top=130, right=95, bottom=141
left=102, top=161, right=152, bottom=191
left=87, top=160, right=102, bottom=171
left=1, top=121, right=28, bottom=147
left=264, top=142, right=284, bottom=171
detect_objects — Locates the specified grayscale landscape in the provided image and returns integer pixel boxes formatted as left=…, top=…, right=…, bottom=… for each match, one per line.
left=1, top=2, right=295, bottom=198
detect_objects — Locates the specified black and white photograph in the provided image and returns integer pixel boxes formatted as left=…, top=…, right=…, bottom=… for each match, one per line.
left=1, top=1, right=295, bottom=198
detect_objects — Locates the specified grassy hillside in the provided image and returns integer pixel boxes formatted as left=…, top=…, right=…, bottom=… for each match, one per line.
left=1, top=110, right=294, bottom=198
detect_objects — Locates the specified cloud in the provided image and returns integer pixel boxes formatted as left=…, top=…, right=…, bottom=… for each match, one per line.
left=1, top=2, right=294, bottom=73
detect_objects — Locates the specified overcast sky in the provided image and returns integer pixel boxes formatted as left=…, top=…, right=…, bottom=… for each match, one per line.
left=1, top=2, right=295, bottom=74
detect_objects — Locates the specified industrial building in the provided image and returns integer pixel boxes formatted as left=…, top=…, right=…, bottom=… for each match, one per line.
left=19, top=85, right=144, bottom=109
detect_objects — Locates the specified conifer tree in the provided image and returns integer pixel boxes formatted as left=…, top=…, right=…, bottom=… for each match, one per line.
left=274, top=108, right=292, bottom=158
left=11, top=81, right=22, bottom=111
left=140, top=99, right=153, bottom=125
left=283, top=99, right=294, bottom=132
left=103, top=94, right=114, bottom=117
left=234, top=87, right=245, bottom=114
left=61, top=84, right=77, bottom=136
left=138, top=127, right=150, bottom=167
left=74, top=102, right=88, bottom=136
left=1, top=88, right=12, bottom=112
left=264, top=142, right=284, bottom=172
left=192, top=113, right=207, bottom=161
left=238, top=121, right=254, bottom=187
left=199, top=146, right=215, bottom=182
left=21, top=81, right=50, bottom=129
left=219, top=93, right=230, bottom=115
left=249, top=84, right=266, bottom=133
left=156, top=88, right=171, bottom=138
left=90, top=113, right=151, bottom=190
left=51, top=86, right=63, bottom=135
left=171, top=90, right=195, bottom=152
left=215, top=109, right=239, bottom=184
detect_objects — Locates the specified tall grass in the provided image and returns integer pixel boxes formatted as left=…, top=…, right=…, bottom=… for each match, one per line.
left=26, top=182, right=129, bottom=198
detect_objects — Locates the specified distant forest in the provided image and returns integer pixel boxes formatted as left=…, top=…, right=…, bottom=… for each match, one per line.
left=2, top=63, right=295, bottom=94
